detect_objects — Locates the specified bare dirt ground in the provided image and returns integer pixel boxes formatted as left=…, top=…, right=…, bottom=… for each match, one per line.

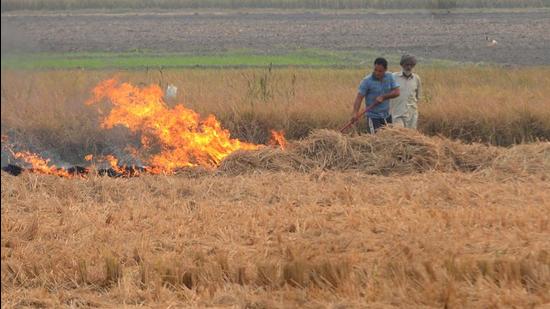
left=2, top=9, right=550, bottom=65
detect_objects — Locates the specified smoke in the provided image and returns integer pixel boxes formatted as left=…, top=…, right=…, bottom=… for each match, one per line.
left=1, top=133, right=70, bottom=168
left=0, top=123, right=145, bottom=169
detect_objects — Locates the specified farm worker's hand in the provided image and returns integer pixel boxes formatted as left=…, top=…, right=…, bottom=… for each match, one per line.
left=375, top=96, right=384, bottom=104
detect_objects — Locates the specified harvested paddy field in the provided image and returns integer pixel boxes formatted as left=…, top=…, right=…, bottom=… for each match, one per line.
left=2, top=126, right=550, bottom=307
left=2, top=6, right=550, bottom=307
left=2, top=115, right=550, bottom=309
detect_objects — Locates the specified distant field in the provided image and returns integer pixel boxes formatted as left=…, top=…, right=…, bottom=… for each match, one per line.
left=2, top=0, right=548, bottom=10
left=3, top=10, right=549, bottom=66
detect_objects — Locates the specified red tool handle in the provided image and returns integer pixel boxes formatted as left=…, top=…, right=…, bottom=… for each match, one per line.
left=340, top=97, right=385, bottom=133
left=340, top=108, right=370, bottom=133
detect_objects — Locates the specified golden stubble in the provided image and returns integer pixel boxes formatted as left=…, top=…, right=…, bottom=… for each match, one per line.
left=1, top=169, right=549, bottom=308
left=1, top=66, right=549, bottom=307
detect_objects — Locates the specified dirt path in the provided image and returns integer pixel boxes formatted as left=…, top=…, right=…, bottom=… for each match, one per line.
left=2, top=10, right=549, bottom=65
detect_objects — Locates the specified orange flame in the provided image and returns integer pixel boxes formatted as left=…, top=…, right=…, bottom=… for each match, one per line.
left=103, top=154, right=127, bottom=174
left=87, top=79, right=259, bottom=173
left=269, top=130, right=287, bottom=150
left=4, top=79, right=288, bottom=178
left=13, top=151, right=70, bottom=177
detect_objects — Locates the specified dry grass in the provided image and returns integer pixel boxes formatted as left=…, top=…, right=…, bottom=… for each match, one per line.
left=2, top=66, right=549, bottom=167
left=2, top=167, right=550, bottom=307
left=2, top=66, right=550, bottom=307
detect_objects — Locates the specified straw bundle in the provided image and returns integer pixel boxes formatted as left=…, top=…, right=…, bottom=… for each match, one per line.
left=289, top=128, right=455, bottom=174
left=293, top=129, right=360, bottom=170
left=357, top=128, right=455, bottom=174
left=219, top=128, right=548, bottom=176
left=218, top=147, right=310, bottom=175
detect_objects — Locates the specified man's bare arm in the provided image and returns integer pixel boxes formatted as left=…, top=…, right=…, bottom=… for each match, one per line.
left=382, top=87, right=400, bottom=100
left=374, top=87, right=400, bottom=104
left=352, top=93, right=365, bottom=120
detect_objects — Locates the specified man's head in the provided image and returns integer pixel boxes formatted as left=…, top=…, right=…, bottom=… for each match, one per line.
left=373, top=57, right=388, bottom=80
left=400, top=54, right=417, bottom=75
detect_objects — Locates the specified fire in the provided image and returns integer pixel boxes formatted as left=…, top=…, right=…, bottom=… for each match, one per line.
left=12, top=151, right=70, bottom=177
left=269, top=130, right=287, bottom=150
left=86, top=79, right=259, bottom=173
left=3, top=79, right=288, bottom=177
left=104, top=154, right=127, bottom=174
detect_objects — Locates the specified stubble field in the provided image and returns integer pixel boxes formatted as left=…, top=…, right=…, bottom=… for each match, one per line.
left=2, top=7, right=550, bottom=309
left=2, top=151, right=550, bottom=307
left=2, top=66, right=550, bottom=308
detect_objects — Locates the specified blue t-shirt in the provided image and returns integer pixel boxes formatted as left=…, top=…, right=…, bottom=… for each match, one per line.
left=358, top=72, right=400, bottom=119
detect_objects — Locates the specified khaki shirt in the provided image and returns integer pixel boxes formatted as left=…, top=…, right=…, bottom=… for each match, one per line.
left=390, top=72, right=422, bottom=118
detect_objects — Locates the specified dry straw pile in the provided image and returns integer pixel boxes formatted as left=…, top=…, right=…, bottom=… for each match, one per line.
left=219, top=127, right=549, bottom=176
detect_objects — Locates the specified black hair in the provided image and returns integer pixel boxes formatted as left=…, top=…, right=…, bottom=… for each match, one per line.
left=374, top=57, right=388, bottom=69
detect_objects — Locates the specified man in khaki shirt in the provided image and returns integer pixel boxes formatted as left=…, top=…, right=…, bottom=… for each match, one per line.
left=390, top=55, right=422, bottom=129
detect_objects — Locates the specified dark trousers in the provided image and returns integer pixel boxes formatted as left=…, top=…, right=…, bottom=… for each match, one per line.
left=367, top=115, right=392, bottom=133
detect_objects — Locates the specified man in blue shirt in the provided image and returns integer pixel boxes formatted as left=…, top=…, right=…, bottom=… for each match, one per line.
left=351, top=57, right=400, bottom=133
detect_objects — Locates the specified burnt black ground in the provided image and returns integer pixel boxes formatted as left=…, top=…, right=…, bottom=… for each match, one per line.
left=1, top=164, right=146, bottom=177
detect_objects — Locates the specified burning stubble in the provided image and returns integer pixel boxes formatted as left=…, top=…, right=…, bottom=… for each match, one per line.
left=2, top=78, right=287, bottom=177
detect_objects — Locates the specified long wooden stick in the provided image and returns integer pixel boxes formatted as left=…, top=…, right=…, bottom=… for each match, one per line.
left=340, top=110, right=367, bottom=133
left=340, top=103, right=378, bottom=133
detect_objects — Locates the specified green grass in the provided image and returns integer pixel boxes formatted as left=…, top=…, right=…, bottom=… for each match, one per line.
left=0, top=50, right=371, bottom=69
left=1, top=49, right=459, bottom=70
